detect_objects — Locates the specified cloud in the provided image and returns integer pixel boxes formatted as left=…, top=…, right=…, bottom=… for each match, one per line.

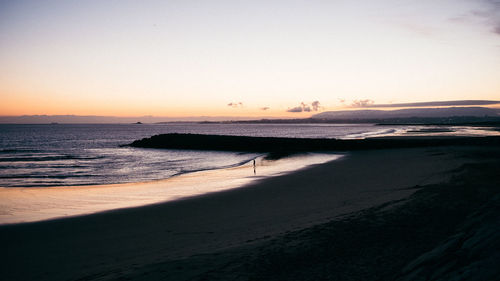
left=352, top=100, right=500, bottom=108
left=474, top=2, right=500, bottom=35
left=351, top=99, right=375, bottom=107
left=227, top=102, right=243, bottom=108
left=287, top=101, right=322, bottom=113
left=260, top=107, right=270, bottom=111
left=452, top=0, right=500, bottom=36
left=287, top=106, right=305, bottom=113
left=311, top=101, right=321, bottom=111
left=301, top=102, right=312, bottom=112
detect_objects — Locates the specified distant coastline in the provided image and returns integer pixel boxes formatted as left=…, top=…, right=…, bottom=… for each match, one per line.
left=2, top=106, right=499, bottom=124
left=195, top=117, right=500, bottom=126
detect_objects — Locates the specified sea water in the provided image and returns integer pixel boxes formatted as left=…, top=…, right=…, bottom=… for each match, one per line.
left=0, top=123, right=497, bottom=187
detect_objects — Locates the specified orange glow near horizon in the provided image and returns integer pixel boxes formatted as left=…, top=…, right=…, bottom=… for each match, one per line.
left=2, top=83, right=500, bottom=118
left=1, top=1, right=500, bottom=119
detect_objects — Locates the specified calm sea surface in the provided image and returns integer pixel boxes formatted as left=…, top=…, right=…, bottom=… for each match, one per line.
left=0, top=123, right=497, bottom=187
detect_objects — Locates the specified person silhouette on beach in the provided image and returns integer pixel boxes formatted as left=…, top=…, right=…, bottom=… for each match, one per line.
left=253, top=159, right=256, bottom=175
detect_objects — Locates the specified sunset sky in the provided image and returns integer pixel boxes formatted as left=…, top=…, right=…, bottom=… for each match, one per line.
left=1, top=0, right=500, bottom=118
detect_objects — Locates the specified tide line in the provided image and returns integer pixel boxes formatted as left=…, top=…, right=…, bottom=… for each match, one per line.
left=0, top=153, right=341, bottom=225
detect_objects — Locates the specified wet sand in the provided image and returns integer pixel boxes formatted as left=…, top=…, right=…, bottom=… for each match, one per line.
left=0, top=153, right=339, bottom=224
left=1, top=146, right=499, bottom=280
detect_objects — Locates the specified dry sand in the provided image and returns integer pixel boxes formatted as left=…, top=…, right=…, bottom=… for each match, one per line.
left=1, top=146, right=498, bottom=281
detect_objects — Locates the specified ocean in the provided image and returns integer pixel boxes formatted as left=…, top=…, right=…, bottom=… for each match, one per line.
left=0, top=123, right=497, bottom=187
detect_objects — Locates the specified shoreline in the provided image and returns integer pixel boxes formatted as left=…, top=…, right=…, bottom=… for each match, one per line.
left=1, top=145, right=485, bottom=281
left=0, top=153, right=341, bottom=225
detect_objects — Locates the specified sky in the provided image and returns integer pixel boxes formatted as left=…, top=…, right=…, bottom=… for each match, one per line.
left=1, top=0, right=500, bottom=118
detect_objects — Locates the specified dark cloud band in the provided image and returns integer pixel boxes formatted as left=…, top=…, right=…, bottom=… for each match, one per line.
left=351, top=100, right=500, bottom=108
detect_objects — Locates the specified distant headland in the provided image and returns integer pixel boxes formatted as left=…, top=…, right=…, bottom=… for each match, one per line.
left=1, top=106, right=499, bottom=124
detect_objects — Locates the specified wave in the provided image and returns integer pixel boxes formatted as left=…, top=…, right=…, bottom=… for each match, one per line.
left=0, top=164, right=89, bottom=169
left=0, top=149, right=42, bottom=154
left=175, top=155, right=261, bottom=177
left=0, top=155, right=105, bottom=162
left=343, top=128, right=398, bottom=139
left=0, top=174, right=101, bottom=179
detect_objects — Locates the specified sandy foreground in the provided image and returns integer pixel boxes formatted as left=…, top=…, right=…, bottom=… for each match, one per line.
left=1, top=146, right=499, bottom=280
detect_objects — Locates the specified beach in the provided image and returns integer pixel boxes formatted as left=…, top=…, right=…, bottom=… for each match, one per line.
left=2, top=144, right=498, bottom=280
left=0, top=153, right=339, bottom=224
left=3, top=1, right=500, bottom=279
